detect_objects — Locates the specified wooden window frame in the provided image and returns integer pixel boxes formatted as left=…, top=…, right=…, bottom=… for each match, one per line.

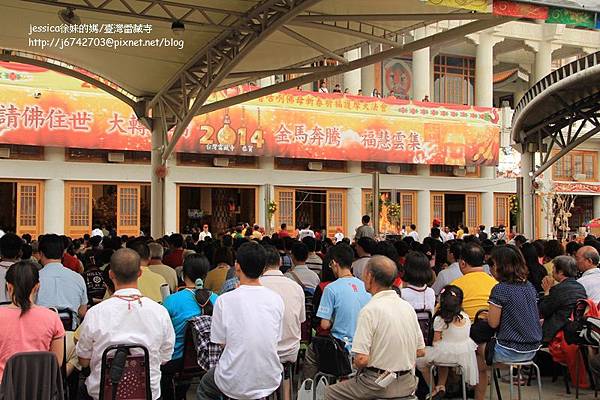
left=494, top=193, right=512, bottom=228
left=552, top=150, right=597, bottom=182
left=361, top=189, right=417, bottom=231
left=430, top=165, right=480, bottom=177
left=0, top=145, right=45, bottom=160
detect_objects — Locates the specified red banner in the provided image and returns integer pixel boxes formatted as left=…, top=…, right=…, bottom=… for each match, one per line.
left=493, top=1, right=548, bottom=19
left=0, top=63, right=501, bottom=166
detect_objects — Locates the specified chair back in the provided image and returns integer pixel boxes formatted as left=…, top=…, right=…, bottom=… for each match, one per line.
left=98, top=344, right=151, bottom=400
left=0, top=351, right=64, bottom=400
left=414, top=309, right=434, bottom=346
left=160, top=283, right=170, bottom=302
left=177, top=322, right=203, bottom=380
left=50, top=307, right=78, bottom=331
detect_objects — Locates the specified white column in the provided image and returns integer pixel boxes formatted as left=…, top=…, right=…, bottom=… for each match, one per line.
left=259, top=156, right=275, bottom=232
left=164, top=177, right=177, bottom=235
left=594, top=196, right=600, bottom=219
left=360, top=44, right=375, bottom=96
left=520, top=151, right=534, bottom=239
left=474, top=32, right=503, bottom=107
left=347, top=161, right=363, bottom=238
left=480, top=166, right=495, bottom=231
left=343, top=48, right=361, bottom=94
left=412, top=27, right=430, bottom=102
left=150, top=119, right=166, bottom=237
left=43, top=147, right=64, bottom=234
left=525, top=40, right=561, bottom=83
left=417, top=190, right=430, bottom=240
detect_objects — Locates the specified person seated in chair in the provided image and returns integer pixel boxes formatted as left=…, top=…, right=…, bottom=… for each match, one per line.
left=76, top=248, right=175, bottom=400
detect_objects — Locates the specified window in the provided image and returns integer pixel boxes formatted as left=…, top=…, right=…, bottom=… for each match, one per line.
left=430, top=165, right=480, bottom=177
left=0, top=145, right=44, bottom=160
left=275, top=158, right=346, bottom=172
left=177, top=153, right=257, bottom=168
left=361, top=190, right=417, bottom=232
left=66, top=148, right=150, bottom=164
left=434, top=55, right=476, bottom=105
left=361, top=162, right=417, bottom=175
left=552, top=150, right=597, bottom=181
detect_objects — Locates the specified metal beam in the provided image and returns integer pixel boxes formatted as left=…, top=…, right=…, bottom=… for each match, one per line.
left=279, top=26, right=347, bottom=64
left=287, top=21, right=401, bottom=47
left=226, top=65, right=337, bottom=79
left=155, top=0, right=325, bottom=161
left=194, top=17, right=511, bottom=116
left=19, top=0, right=240, bottom=29
left=534, top=125, right=600, bottom=179
left=293, top=12, right=495, bottom=22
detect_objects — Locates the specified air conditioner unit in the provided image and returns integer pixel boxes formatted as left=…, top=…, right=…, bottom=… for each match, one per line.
left=308, top=161, right=323, bottom=171
left=386, top=165, right=401, bottom=174
left=0, top=147, right=10, bottom=159
left=453, top=166, right=467, bottom=177
left=466, top=166, right=477, bottom=174
left=107, top=152, right=125, bottom=163
left=573, top=173, right=587, bottom=181
left=213, top=157, right=230, bottom=167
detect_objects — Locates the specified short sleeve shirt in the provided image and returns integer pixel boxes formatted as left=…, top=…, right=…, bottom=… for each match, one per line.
left=317, top=277, right=371, bottom=343
left=451, top=271, right=497, bottom=321
left=489, top=281, right=542, bottom=352
left=37, top=262, right=87, bottom=313
left=0, top=306, right=65, bottom=379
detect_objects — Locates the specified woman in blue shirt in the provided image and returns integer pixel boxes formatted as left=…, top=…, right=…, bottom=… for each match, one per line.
left=161, top=253, right=218, bottom=400
left=488, top=245, right=542, bottom=363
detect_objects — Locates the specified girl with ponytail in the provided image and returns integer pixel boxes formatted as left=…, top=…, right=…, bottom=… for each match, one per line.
left=0, top=260, right=65, bottom=379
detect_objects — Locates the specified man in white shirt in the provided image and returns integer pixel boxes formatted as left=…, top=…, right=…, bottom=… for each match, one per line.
left=91, top=226, right=103, bottom=238
left=432, top=241, right=463, bottom=295
left=260, top=246, right=305, bottom=400
left=408, top=224, right=420, bottom=243
left=197, top=242, right=284, bottom=400
left=325, top=255, right=425, bottom=399
left=576, top=246, right=600, bottom=303
left=76, top=248, right=175, bottom=400
left=199, top=224, right=212, bottom=241
left=298, top=223, right=316, bottom=240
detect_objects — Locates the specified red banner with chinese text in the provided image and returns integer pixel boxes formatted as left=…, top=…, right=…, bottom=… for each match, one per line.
left=0, top=63, right=500, bottom=166
left=493, top=1, right=548, bottom=19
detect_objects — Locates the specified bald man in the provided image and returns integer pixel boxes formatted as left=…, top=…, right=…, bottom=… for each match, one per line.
left=76, top=249, right=175, bottom=400
left=325, top=256, right=425, bottom=400
left=576, top=246, right=600, bottom=302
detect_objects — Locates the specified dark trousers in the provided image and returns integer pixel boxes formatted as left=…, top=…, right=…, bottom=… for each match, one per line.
left=196, top=367, right=225, bottom=400
left=160, top=358, right=188, bottom=400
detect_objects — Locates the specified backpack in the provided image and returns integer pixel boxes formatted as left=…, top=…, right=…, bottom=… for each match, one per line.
left=311, top=335, right=352, bottom=377
left=563, top=298, right=600, bottom=345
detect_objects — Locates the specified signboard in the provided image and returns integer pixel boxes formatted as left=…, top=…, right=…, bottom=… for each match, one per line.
left=0, top=62, right=500, bottom=166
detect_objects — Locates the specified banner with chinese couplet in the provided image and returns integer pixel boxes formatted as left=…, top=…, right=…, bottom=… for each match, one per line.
left=0, top=62, right=500, bottom=166
left=427, top=0, right=489, bottom=12
left=545, top=7, right=596, bottom=28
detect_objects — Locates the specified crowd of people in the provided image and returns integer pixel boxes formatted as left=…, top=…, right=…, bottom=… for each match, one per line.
left=0, top=216, right=600, bottom=400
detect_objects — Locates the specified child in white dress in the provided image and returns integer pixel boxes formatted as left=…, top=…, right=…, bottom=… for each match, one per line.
left=417, top=285, right=478, bottom=399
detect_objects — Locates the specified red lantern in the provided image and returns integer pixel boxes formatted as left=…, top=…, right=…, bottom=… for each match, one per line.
left=155, top=165, right=168, bottom=178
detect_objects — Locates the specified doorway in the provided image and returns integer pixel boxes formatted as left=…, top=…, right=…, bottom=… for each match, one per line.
left=178, top=186, right=256, bottom=235
left=445, top=193, right=466, bottom=230
left=295, top=189, right=327, bottom=231
left=0, top=182, right=16, bottom=233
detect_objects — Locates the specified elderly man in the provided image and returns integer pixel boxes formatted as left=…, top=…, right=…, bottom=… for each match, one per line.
left=76, top=248, right=175, bottom=400
left=148, top=242, right=178, bottom=293
left=576, top=245, right=600, bottom=303
left=325, top=255, right=425, bottom=399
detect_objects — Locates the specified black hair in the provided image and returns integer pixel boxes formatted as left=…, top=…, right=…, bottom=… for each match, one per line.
left=460, top=242, right=485, bottom=267
left=21, top=243, right=32, bottom=260
left=192, top=232, right=200, bottom=242
left=170, top=233, right=184, bottom=248
left=514, top=235, right=527, bottom=246
left=357, top=237, right=376, bottom=255
left=545, top=239, right=565, bottom=259
left=213, top=246, right=234, bottom=267
left=90, top=235, right=102, bottom=247
left=328, top=243, right=354, bottom=268
left=430, top=227, right=441, bottom=239
left=263, top=245, right=281, bottom=268
left=491, top=245, right=529, bottom=283
left=302, top=236, right=317, bottom=252
left=392, top=239, right=409, bottom=258
left=403, top=251, right=434, bottom=286
left=281, top=223, right=287, bottom=230
left=236, top=242, right=266, bottom=279
left=320, top=251, right=337, bottom=282
left=126, top=240, right=150, bottom=260
left=222, top=235, right=233, bottom=248
left=39, top=234, right=65, bottom=260
left=183, top=253, right=214, bottom=315
left=532, top=239, right=546, bottom=258
left=566, top=241, right=582, bottom=257
left=448, top=241, right=463, bottom=261
left=291, top=242, right=309, bottom=263
left=0, top=233, right=23, bottom=259
left=362, top=215, right=370, bottom=224
left=21, top=233, right=32, bottom=244
left=437, top=285, right=464, bottom=327
left=6, top=260, right=39, bottom=315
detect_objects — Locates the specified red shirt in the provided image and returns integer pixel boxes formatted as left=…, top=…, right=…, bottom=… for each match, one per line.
left=62, top=253, right=81, bottom=273
left=278, top=230, right=290, bottom=238
left=163, top=249, right=184, bottom=269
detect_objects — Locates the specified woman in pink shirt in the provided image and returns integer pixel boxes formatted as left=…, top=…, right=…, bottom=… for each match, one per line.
left=0, top=261, right=65, bottom=379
